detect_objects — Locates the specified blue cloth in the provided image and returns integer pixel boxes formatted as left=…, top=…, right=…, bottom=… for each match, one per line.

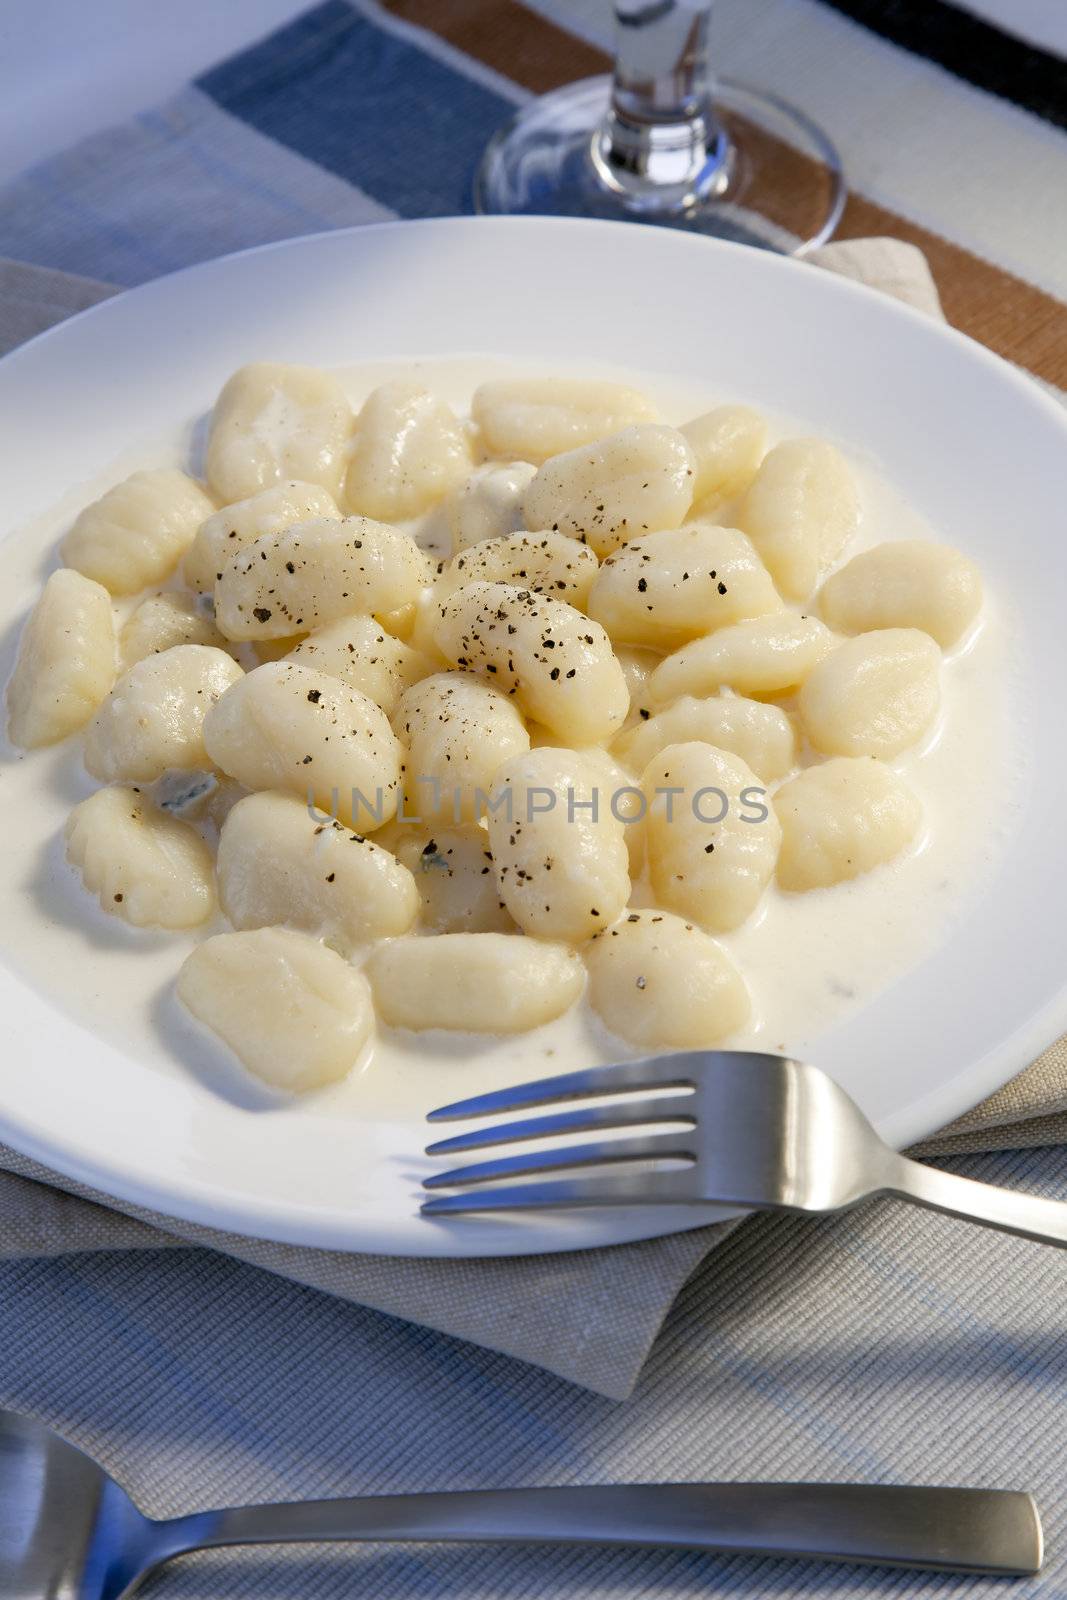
left=0, top=0, right=522, bottom=285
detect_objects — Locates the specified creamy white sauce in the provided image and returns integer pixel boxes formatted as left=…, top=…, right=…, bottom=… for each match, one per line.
left=0, top=357, right=1018, bottom=1122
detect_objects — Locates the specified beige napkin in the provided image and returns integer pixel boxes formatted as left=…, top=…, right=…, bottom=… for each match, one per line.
left=1, top=241, right=1063, bottom=1399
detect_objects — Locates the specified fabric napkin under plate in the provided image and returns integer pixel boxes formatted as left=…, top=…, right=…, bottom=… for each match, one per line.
left=1, top=239, right=1066, bottom=1399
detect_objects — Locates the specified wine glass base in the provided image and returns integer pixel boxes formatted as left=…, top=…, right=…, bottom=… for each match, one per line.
left=474, top=77, right=846, bottom=255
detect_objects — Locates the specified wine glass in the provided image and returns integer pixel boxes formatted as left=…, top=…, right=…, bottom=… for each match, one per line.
left=474, top=0, right=845, bottom=255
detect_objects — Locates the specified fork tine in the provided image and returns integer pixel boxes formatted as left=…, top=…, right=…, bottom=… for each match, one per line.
left=425, top=1056, right=700, bottom=1124
left=425, top=1098, right=695, bottom=1156
left=421, top=1167, right=702, bottom=1215
left=423, top=1131, right=698, bottom=1189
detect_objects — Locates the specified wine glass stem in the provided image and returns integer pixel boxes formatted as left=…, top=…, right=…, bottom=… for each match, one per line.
left=594, top=0, right=731, bottom=212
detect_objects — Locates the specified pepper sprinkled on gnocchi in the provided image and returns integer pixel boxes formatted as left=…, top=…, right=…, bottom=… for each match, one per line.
left=5, top=359, right=988, bottom=1098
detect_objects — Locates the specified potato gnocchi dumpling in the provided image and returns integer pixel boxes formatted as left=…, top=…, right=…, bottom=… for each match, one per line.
left=120, top=592, right=227, bottom=666
left=392, top=825, right=514, bottom=933
left=487, top=747, right=631, bottom=942
left=252, top=634, right=307, bottom=664
left=184, top=480, right=340, bottom=592
left=578, top=746, right=646, bottom=875
left=616, top=694, right=796, bottom=784
left=648, top=613, right=836, bottom=706
left=799, top=628, right=941, bottom=758
left=819, top=540, right=983, bottom=648
left=402, top=587, right=453, bottom=668
left=206, top=363, right=352, bottom=503
left=446, top=461, right=536, bottom=551
left=642, top=741, right=781, bottom=932
left=203, top=661, right=402, bottom=831
left=290, top=615, right=433, bottom=715
left=613, top=645, right=661, bottom=731
left=63, top=470, right=215, bottom=595
left=524, top=425, right=695, bottom=557
left=178, top=926, right=373, bottom=1091
left=472, top=378, right=658, bottom=464
left=434, top=581, right=629, bottom=746
left=588, top=523, right=780, bottom=650
left=84, top=645, right=244, bottom=783
left=682, top=405, right=767, bottom=511
left=775, top=757, right=923, bottom=891
left=215, top=516, right=429, bottom=640
left=65, top=785, right=216, bottom=928
left=367, top=932, right=585, bottom=1032
left=586, top=910, right=749, bottom=1048
left=739, top=439, right=860, bottom=601
left=7, top=569, right=117, bottom=749
left=346, top=380, right=472, bottom=520
left=395, top=671, right=531, bottom=824
left=439, top=530, right=599, bottom=609
left=217, top=790, right=417, bottom=950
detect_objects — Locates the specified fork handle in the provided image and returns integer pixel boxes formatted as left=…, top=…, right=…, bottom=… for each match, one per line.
left=890, top=1154, right=1067, bottom=1247
left=157, top=1483, right=1042, bottom=1576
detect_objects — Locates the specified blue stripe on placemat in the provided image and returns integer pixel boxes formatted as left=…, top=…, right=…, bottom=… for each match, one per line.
left=196, top=0, right=512, bottom=219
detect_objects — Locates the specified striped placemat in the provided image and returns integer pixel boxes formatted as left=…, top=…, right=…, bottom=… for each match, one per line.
left=1, top=0, right=1064, bottom=384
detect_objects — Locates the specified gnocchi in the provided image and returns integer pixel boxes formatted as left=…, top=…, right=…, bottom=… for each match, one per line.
left=345, top=380, right=472, bottom=520
left=215, top=516, right=429, bottom=640
left=472, top=378, right=658, bottom=464
left=642, top=741, right=781, bottom=932
left=616, top=694, right=796, bottom=784
left=65, top=786, right=216, bottom=928
left=403, top=587, right=453, bottom=667
left=586, top=910, right=749, bottom=1048
left=438, top=529, right=599, bottom=609
left=486, top=746, right=631, bottom=942
left=290, top=615, right=433, bottom=715
left=184, top=480, right=340, bottom=592
left=739, top=439, right=860, bottom=601
left=217, top=790, right=418, bottom=949
left=648, top=613, right=836, bottom=706
left=682, top=405, right=767, bottom=510
left=120, top=592, right=227, bottom=665
left=6, top=356, right=990, bottom=1083
left=613, top=644, right=661, bottom=731
left=203, top=661, right=402, bottom=831
left=434, top=581, right=629, bottom=745
left=819, top=540, right=983, bottom=648
left=206, top=363, right=351, bottom=503
left=178, top=926, right=373, bottom=1091
left=7, top=569, right=117, bottom=748
left=523, top=424, right=695, bottom=557
left=798, top=629, right=941, bottom=758
left=394, top=671, right=530, bottom=824
left=84, top=645, right=244, bottom=783
left=579, top=746, right=646, bottom=875
left=446, top=460, right=536, bottom=551
left=63, top=470, right=215, bottom=594
left=588, top=522, right=781, bottom=650
left=391, top=825, right=514, bottom=933
left=775, top=758, right=922, bottom=890
left=367, top=932, right=585, bottom=1032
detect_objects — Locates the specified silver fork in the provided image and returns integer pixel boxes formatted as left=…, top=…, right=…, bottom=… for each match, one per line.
left=422, top=1050, right=1067, bottom=1245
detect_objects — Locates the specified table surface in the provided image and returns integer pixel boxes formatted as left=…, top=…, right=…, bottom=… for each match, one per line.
left=1, top=0, right=1065, bottom=189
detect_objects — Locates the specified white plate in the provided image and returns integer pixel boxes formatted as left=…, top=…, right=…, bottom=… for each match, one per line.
left=1, top=217, right=1066, bottom=1258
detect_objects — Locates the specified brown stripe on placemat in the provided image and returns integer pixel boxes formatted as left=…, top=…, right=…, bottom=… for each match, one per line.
left=388, top=0, right=612, bottom=91
left=385, top=0, right=1067, bottom=388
